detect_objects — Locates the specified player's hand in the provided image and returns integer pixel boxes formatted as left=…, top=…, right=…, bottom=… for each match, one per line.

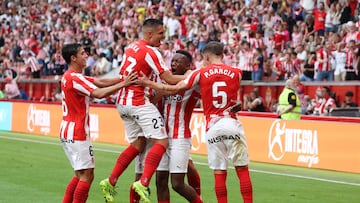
left=224, top=100, right=242, bottom=113
left=136, top=71, right=150, bottom=87
left=123, top=71, right=138, bottom=86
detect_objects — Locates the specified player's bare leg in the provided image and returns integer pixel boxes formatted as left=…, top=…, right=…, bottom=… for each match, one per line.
left=187, top=159, right=201, bottom=196
left=156, top=170, right=170, bottom=203
left=171, top=173, right=203, bottom=203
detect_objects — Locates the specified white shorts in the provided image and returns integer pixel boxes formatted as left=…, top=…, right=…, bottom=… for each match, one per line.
left=62, top=137, right=95, bottom=171
left=117, top=103, right=167, bottom=143
left=206, top=117, right=249, bottom=170
left=135, top=139, right=153, bottom=174
left=157, top=138, right=191, bottom=173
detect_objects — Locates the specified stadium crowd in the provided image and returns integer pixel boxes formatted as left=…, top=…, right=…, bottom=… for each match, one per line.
left=0, top=0, right=359, bottom=113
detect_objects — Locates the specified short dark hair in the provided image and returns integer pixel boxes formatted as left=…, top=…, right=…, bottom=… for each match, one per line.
left=345, top=91, right=354, bottom=97
left=202, top=41, right=224, bottom=56
left=62, top=43, right=82, bottom=64
left=143, top=18, right=163, bottom=29
left=176, top=50, right=193, bottom=63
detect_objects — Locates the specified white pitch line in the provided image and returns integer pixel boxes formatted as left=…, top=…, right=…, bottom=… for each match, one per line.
left=1, top=134, right=360, bottom=187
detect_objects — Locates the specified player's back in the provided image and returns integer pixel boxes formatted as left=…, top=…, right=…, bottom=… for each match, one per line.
left=197, top=64, right=241, bottom=119
left=117, top=40, right=169, bottom=106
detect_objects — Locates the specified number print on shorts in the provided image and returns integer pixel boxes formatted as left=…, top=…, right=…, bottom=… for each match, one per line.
left=152, top=116, right=165, bottom=129
left=89, top=146, right=94, bottom=156
left=212, top=81, right=227, bottom=108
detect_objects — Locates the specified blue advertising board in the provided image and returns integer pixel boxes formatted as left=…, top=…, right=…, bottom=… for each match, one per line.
left=0, top=102, right=12, bottom=131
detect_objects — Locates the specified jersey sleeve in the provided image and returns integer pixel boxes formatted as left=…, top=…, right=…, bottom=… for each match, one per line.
left=183, top=70, right=200, bottom=89
left=71, top=73, right=98, bottom=96
left=145, top=46, right=170, bottom=75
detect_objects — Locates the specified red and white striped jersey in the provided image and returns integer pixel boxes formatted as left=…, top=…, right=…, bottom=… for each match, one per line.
left=184, top=64, right=242, bottom=130
left=345, top=50, right=357, bottom=70
left=316, top=48, right=331, bottom=71
left=163, top=87, right=200, bottom=139
left=343, top=31, right=360, bottom=45
left=60, top=70, right=97, bottom=141
left=116, top=40, right=170, bottom=106
left=25, top=56, right=41, bottom=72
left=237, top=49, right=254, bottom=71
left=249, top=37, right=265, bottom=49
left=291, top=32, right=303, bottom=48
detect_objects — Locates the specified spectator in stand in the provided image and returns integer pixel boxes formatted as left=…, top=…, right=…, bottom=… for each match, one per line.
left=4, top=77, right=21, bottom=99
left=313, top=2, right=327, bottom=39
left=341, top=91, right=358, bottom=108
left=300, top=51, right=316, bottom=81
left=93, top=53, right=111, bottom=76
left=315, top=43, right=334, bottom=81
left=313, top=86, right=337, bottom=116
left=19, top=86, right=28, bottom=100
left=277, top=78, right=301, bottom=120
left=50, top=50, right=67, bottom=76
left=293, top=74, right=307, bottom=114
left=51, top=86, right=62, bottom=102
left=345, top=40, right=358, bottom=80
left=21, top=51, right=41, bottom=79
left=243, top=89, right=266, bottom=112
left=237, top=40, right=254, bottom=80
left=252, top=48, right=264, bottom=81
left=331, top=43, right=347, bottom=81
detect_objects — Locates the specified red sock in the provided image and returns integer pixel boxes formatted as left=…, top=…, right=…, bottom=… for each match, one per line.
left=214, top=172, right=227, bottom=203
left=190, top=195, right=203, bottom=203
left=109, top=145, right=140, bottom=185
left=140, top=144, right=166, bottom=187
left=130, top=184, right=140, bottom=203
left=187, top=170, right=201, bottom=195
left=73, top=181, right=91, bottom=203
left=62, top=176, right=79, bottom=203
left=158, top=201, right=170, bottom=203
left=236, top=166, right=253, bottom=203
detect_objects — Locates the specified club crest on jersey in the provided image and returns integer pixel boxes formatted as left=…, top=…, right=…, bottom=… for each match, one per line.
left=203, top=68, right=235, bottom=79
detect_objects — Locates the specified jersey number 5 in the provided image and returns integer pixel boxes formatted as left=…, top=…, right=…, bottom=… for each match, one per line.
left=212, top=81, right=227, bottom=108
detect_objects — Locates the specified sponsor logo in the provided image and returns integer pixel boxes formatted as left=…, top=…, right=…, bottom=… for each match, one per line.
left=165, top=95, right=183, bottom=102
left=27, top=104, right=50, bottom=135
left=190, top=114, right=206, bottom=151
left=90, top=114, right=99, bottom=141
left=208, top=134, right=241, bottom=144
left=268, top=120, right=319, bottom=167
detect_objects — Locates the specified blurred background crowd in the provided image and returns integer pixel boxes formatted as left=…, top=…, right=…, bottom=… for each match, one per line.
left=0, top=0, right=359, bottom=115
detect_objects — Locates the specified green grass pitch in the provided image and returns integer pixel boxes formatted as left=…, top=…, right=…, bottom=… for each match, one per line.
left=0, top=131, right=359, bottom=203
